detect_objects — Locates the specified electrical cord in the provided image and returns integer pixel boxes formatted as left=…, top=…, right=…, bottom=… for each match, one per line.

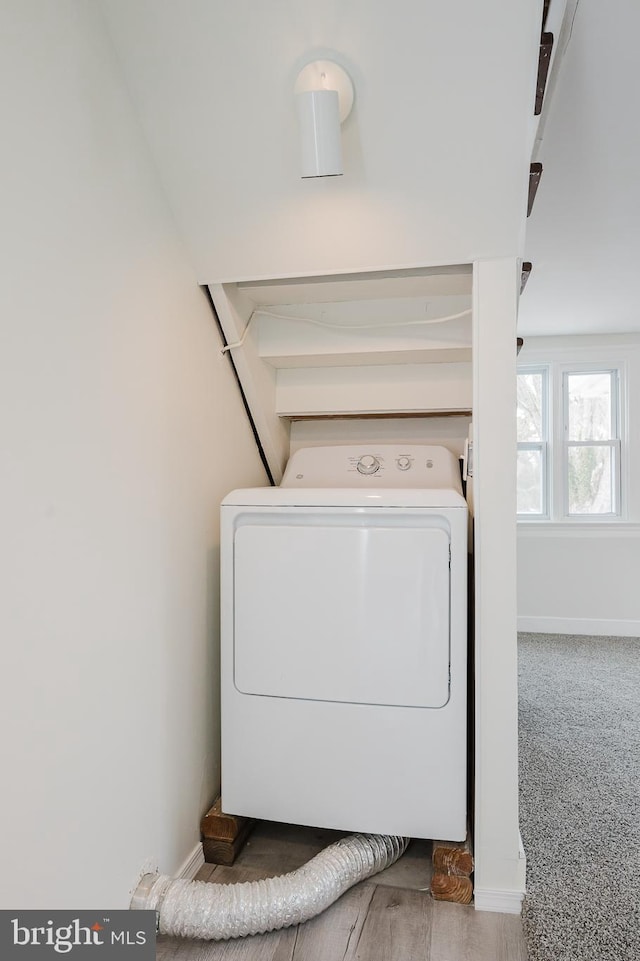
left=220, top=306, right=471, bottom=354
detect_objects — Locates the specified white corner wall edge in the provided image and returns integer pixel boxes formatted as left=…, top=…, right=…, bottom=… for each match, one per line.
left=518, top=617, right=640, bottom=638
left=474, top=834, right=526, bottom=913
left=474, top=888, right=524, bottom=914
left=176, top=842, right=205, bottom=881
left=472, top=258, right=524, bottom=907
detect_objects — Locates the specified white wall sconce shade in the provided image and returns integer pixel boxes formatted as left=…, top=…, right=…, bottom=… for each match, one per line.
left=294, top=60, right=354, bottom=178
left=296, top=89, right=342, bottom=178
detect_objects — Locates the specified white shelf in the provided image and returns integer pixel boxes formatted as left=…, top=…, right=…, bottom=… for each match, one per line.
left=236, top=264, right=472, bottom=305
left=276, top=363, right=473, bottom=418
left=255, top=294, right=472, bottom=370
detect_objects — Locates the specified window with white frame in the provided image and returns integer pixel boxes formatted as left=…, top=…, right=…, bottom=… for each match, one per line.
left=517, top=367, right=548, bottom=516
left=517, top=363, right=622, bottom=520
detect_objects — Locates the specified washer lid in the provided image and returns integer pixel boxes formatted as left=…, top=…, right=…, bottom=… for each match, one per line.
left=222, top=488, right=467, bottom=508
left=281, top=445, right=463, bottom=492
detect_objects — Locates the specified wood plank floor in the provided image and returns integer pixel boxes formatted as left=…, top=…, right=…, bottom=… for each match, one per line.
left=156, top=822, right=527, bottom=961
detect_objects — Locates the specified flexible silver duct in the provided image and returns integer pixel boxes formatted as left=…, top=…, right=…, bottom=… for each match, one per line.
left=131, top=833, right=409, bottom=941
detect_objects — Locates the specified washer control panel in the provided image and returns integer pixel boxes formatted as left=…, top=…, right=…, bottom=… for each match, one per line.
left=356, top=454, right=381, bottom=475
left=281, top=445, right=462, bottom=492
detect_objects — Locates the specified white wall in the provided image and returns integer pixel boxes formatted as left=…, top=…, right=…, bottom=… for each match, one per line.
left=101, top=0, right=543, bottom=281
left=290, top=416, right=471, bottom=458
left=0, top=1, right=267, bottom=909
left=518, top=530, right=640, bottom=636
left=517, top=336, right=640, bottom=637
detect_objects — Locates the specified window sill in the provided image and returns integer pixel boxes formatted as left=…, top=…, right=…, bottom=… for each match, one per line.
left=517, top=521, right=640, bottom=537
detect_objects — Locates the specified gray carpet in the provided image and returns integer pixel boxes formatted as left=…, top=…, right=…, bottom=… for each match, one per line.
left=518, top=632, right=640, bottom=961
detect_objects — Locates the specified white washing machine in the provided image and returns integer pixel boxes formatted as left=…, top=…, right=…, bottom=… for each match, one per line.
left=220, top=445, right=468, bottom=840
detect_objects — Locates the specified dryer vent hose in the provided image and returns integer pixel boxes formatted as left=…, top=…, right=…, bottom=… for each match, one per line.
left=131, top=833, right=409, bottom=941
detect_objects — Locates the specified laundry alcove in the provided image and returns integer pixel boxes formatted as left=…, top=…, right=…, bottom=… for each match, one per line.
left=209, top=256, right=525, bottom=912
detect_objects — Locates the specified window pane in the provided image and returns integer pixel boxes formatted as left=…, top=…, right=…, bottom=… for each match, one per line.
left=517, top=448, right=544, bottom=514
left=567, top=372, right=612, bottom=441
left=517, top=372, right=544, bottom=442
left=567, top=445, right=613, bottom=514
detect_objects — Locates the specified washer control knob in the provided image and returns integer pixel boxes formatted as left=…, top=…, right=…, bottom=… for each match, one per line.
left=356, top=454, right=381, bottom=475
left=396, top=456, right=412, bottom=471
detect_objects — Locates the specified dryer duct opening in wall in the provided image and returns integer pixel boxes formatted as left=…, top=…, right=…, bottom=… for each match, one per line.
left=130, top=833, right=408, bottom=941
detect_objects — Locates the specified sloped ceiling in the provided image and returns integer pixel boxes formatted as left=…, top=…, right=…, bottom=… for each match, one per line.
left=100, top=0, right=542, bottom=284
left=518, top=0, right=640, bottom=336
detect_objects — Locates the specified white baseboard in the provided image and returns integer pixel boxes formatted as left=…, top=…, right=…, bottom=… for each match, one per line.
left=474, top=887, right=524, bottom=914
left=518, top=616, right=640, bottom=638
left=176, top=841, right=205, bottom=880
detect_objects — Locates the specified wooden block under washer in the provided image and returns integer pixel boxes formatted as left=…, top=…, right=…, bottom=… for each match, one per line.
left=430, top=872, right=473, bottom=904
left=202, top=821, right=255, bottom=866
left=201, top=797, right=253, bottom=841
left=432, top=837, right=474, bottom=878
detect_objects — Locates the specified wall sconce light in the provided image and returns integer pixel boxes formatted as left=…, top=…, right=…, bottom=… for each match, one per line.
left=294, top=60, right=354, bottom=178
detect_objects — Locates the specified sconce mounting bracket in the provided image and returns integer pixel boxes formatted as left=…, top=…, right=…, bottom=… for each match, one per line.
left=294, top=60, right=354, bottom=124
